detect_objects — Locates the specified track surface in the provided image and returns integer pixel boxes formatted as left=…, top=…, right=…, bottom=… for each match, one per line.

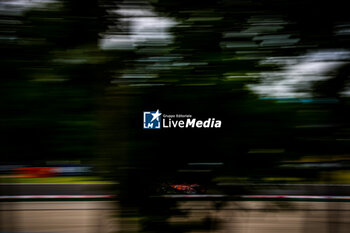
left=1, top=201, right=350, bottom=233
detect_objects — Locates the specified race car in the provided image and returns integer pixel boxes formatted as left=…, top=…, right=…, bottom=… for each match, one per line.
left=158, top=183, right=207, bottom=194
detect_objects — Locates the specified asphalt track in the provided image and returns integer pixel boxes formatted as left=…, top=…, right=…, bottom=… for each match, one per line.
left=1, top=184, right=350, bottom=233
left=1, top=201, right=350, bottom=233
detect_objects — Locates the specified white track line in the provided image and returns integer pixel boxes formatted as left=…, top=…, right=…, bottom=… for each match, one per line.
left=241, top=195, right=350, bottom=199
left=1, top=194, right=350, bottom=200
left=0, top=195, right=115, bottom=199
left=0, top=183, right=117, bottom=185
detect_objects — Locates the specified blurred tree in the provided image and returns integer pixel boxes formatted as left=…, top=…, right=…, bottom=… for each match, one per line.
left=0, top=0, right=110, bottom=163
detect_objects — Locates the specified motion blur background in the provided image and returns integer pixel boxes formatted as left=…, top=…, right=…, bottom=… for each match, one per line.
left=2, top=0, right=350, bottom=232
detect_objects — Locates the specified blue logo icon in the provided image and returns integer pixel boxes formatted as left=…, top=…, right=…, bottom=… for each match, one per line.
left=143, top=110, right=162, bottom=129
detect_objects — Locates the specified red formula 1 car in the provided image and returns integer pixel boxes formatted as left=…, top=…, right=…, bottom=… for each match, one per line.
left=159, top=183, right=207, bottom=194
